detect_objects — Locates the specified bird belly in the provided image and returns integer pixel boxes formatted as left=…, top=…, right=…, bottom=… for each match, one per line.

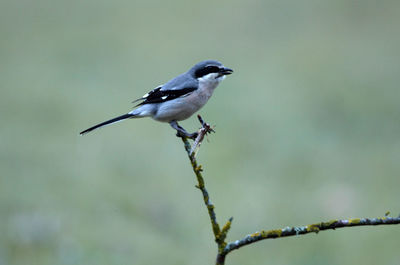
left=152, top=90, right=212, bottom=122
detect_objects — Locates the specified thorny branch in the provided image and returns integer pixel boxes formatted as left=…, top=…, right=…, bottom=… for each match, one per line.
left=178, top=116, right=400, bottom=265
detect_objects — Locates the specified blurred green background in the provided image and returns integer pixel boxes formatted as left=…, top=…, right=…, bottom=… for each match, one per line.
left=1, top=0, right=400, bottom=264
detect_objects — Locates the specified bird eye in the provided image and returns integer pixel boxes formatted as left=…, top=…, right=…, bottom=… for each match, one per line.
left=195, top=65, right=220, bottom=78
left=205, top=66, right=220, bottom=74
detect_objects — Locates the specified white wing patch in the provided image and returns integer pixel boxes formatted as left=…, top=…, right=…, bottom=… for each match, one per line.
left=143, top=85, right=163, bottom=99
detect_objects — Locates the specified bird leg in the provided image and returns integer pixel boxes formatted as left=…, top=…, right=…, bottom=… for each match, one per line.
left=197, top=115, right=215, bottom=134
left=169, top=120, right=198, bottom=139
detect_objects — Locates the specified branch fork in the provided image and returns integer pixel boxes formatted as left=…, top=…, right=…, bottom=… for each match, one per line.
left=176, top=115, right=400, bottom=265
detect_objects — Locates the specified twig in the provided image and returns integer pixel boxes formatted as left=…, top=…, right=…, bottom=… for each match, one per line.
left=178, top=117, right=400, bottom=265
left=180, top=115, right=222, bottom=241
left=217, top=216, right=400, bottom=263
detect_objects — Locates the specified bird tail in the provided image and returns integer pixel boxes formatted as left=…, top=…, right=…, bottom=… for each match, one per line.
left=80, top=113, right=135, bottom=135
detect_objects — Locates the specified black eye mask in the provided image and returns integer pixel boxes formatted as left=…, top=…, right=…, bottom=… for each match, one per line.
left=194, top=65, right=221, bottom=78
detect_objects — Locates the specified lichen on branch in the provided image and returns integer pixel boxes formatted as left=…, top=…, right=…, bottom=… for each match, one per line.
left=178, top=115, right=400, bottom=265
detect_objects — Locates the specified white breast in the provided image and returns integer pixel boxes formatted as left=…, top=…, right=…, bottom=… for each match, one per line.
left=196, top=73, right=224, bottom=104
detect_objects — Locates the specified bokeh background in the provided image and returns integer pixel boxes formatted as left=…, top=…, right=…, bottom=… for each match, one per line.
left=1, top=0, right=400, bottom=264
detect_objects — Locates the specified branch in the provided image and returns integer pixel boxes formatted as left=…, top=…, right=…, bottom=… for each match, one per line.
left=221, top=216, right=400, bottom=256
left=180, top=115, right=224, bottom=242
left=179, top=116, right=400, bottom=265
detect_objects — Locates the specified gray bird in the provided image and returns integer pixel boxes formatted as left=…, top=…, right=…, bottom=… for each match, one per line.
left=79, top=60, right=233, bottom=138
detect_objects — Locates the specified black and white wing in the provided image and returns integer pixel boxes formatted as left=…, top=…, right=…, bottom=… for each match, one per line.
left=132, top=86, right=163, bottom=104
left=132, top=76, right=198, bottom=106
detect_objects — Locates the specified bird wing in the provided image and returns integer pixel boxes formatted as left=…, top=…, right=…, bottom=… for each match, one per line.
left=132, top=75, right=198, bottom=106
left=132, top=86, right=163, bottom=104
left=133, top=86, right=197, bottom=106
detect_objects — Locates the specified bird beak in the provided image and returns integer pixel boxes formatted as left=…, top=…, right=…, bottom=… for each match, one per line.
left=220, top=67, right=233, bottom=75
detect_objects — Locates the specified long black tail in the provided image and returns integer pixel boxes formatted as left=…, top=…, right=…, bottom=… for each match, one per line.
left=80, top=113, right=134, bottom=135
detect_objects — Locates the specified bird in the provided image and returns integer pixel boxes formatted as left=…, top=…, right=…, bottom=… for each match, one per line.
left=79, top=60, right=233, bottom=138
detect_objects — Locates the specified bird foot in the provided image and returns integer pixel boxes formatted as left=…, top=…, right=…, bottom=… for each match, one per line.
left=176, top=130, right=198, bottom=140
left=170, top=115, right=214, bottom=140
left=197, top=115, right=215, bottom=135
